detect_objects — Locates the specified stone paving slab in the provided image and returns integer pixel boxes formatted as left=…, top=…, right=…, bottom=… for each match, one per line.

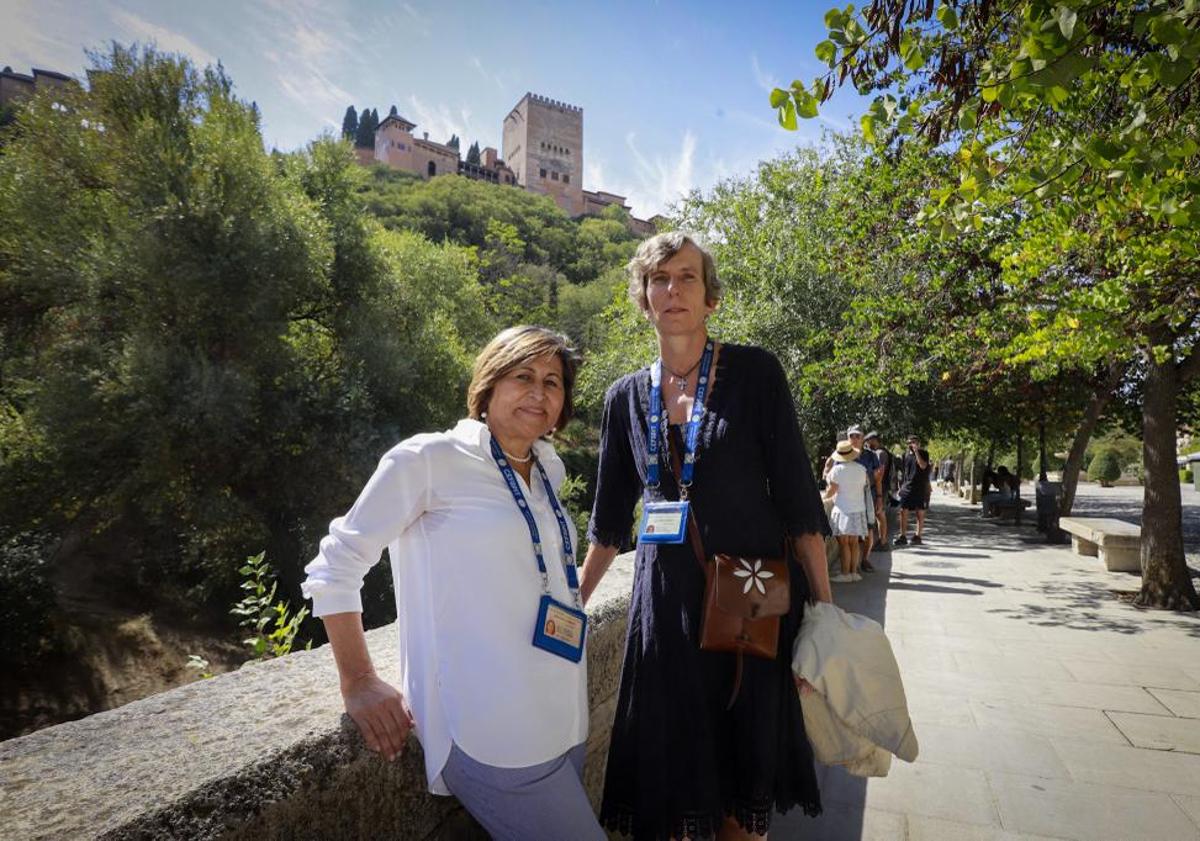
left=777, top=485, right=1200, bottom=840
left=989, top=772, right=1200, bottom=841
left=1048, top=736, right=1200, bottom=796
left=1107, top=710, right=1200, bottom=753
left=1148, top=687, right=1200, bottom=718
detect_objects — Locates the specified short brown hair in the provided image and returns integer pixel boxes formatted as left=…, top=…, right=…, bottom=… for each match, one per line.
left=627, top=231, right=723, bottom=312
left=467, top=326, right=580, bottom=430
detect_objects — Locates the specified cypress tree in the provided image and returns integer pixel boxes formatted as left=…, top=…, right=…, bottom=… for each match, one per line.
left=341, top=105, right=358, bottom=140
left=466, top=141, right=481, bottom=165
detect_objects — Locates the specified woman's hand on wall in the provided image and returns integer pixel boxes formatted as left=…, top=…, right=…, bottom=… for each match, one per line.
left=342, top=672, right=414, bottom=762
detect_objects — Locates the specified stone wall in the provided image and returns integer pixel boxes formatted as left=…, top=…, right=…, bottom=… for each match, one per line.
left=0, top=554, right=635, bottom=840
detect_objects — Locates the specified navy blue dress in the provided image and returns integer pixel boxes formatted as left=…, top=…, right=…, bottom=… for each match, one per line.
left=588, top=344, right=828, bottom=840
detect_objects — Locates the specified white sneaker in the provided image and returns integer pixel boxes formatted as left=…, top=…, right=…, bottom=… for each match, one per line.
left=831, top=573, right=854, bottom=583
left=851, top=573, right=863, bottom=582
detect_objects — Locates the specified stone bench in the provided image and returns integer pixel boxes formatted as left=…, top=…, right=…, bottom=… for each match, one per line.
left=0, top=553, right=636, bottom=840
left=1058, top=517, right=1142, bottom=572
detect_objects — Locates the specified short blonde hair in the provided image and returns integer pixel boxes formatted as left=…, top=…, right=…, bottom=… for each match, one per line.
left=626, top=231, right=723, bottom=312
left=467, top=326, right=580, bottom=430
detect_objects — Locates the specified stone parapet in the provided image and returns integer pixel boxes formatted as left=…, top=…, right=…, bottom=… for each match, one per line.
left=0, top=553, right=635, bottom=840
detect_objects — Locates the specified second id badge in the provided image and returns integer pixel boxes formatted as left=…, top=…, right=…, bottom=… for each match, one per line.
left=532, top=594, right=588, bottom=662
left=638, top=500, right=689, bottom=543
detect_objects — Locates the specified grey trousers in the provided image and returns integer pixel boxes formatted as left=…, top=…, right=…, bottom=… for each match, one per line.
left=441, top=742, right=606, bottom=841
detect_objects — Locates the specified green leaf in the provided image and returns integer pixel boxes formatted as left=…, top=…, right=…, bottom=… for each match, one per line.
left=796, top=91, right=819, bottom=119
left=769, top=88, right=789, bottom=108
left=900, top=33, right=927, bottom=71
left=777, top=99, right=797, bottom=130
left=824, top=7, right=845, bottom=29
left=860, top=112, right=876, bottom=144
left=957, top=102, right=978, bottom=131
left=1056, top=5, right=1077, bottom=40
left=815, top=40, right=837, bottom=66
left=936, top=4, right=959, bottom=31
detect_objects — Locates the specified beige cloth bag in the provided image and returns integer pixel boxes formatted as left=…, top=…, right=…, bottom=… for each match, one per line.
left=793, top=601, right=919, bottom=777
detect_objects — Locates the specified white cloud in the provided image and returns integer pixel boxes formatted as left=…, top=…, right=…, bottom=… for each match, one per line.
left=470, top=55, right=504, bottom=92
left=751, top=53, right=779, bottom=93
left=0, top=0, right=93, bottom=77
left=246, top=1, right=360, bottom=138
left=597, top=130, right=697, bottom=219
left=405, top=94, right=494, bottom=148
left=109, top=8, right=218, bottom=68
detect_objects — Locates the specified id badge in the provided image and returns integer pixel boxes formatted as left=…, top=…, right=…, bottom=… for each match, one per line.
left=533, top=594, right=588, bottom=663
left=638, top=500, right=689, bottom=544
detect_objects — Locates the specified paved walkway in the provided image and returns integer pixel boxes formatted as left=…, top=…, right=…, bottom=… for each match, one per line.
left=777, top=484, right=1200, bottom=840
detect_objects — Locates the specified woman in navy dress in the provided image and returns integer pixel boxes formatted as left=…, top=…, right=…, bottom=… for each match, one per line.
left=579, top=232, right=833, bottom=840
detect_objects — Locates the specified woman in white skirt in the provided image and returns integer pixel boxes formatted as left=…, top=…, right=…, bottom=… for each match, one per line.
left=824, top=440, right=869, bottom=582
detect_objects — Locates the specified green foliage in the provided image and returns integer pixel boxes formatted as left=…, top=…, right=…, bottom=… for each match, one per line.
left=0, top=530, right=58, bottom=667
left=466, top=141, right=481, bottom=165
left=1088, top=448, right=1123, bottom=486
left=0, top=46, right=487, bottom=628
left=354, top=107, right=377, bottom=148
left=231, top=552, right=310, bottom=658
left=186, top=653, right=214, bottom=679
left=341, top=106, right=358, bottom=141
left=1182, top=468, right=1194, bottom=484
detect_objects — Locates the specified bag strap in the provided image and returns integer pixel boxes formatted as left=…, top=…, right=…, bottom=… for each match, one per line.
left=667, top=428, right=710, bottom=575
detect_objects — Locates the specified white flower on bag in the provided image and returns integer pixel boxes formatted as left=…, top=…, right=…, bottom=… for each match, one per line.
left=732, top=558, right=774, bottom=595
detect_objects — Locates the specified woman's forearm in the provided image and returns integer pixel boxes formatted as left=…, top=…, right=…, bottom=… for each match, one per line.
left=580, top=542, right=620, bottom=607
left=321, top=612, right=377, bottom=690
left=793, top=533, right=833, bottom=603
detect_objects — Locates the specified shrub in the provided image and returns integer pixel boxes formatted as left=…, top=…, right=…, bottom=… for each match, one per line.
left=0, top=531, right=58, bottom=667
left=1183, top=468, right=1195, bottom=484
left=1088, top=448, right=1122, bottom=487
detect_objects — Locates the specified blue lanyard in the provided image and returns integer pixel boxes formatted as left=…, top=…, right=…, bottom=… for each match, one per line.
left=489, top=436, right=581, bottom=608
left=647, top=340, right=715, bottom=498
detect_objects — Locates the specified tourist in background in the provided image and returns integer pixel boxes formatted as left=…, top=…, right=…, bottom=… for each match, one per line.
left=301, top=326, right=605, bottom=840
left=865, top=431, right=891, bottom=547
left=824, top=439, right=870, bottom=582
left=895, top=435, right=932, bottom=546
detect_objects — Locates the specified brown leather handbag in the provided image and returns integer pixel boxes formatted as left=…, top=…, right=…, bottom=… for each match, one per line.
left=669, top=435, right=790, bottom=707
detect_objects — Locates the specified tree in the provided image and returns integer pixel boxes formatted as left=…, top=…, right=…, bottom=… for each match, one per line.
left=447, top=133, right=460, bottom=150
left=341, top=105, right=358, bottom=140
left=777, top=0, right=1200, bottom=610
left=0, top=45, right=497, bottom=654
left=353, top=106, right=376, bottom=148
left=466, top=141, right=481, bottom=165
left=1089, top=449, right=1123, bottom=488
left=388, top=104, right=398, bottom=118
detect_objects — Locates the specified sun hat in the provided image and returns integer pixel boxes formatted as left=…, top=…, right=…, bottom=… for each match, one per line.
left=865, top=430, right=880, bottom=441
left=846, top=424, right=864, bottom=437
left=832, top=440, right=860, bottom=462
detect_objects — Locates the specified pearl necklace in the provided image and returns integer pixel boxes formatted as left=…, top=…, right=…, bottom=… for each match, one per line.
left=502, top=447, right=533, bottom=464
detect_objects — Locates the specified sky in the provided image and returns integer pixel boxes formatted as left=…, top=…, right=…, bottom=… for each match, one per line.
left=2, top=0, right=871, bottom=218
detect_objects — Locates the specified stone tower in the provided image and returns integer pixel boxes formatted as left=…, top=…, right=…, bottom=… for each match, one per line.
left=502, top=93, right=583, bottom=215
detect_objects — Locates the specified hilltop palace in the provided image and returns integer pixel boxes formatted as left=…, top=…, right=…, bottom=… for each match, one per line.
left=370, top=92, right=657, bottom=234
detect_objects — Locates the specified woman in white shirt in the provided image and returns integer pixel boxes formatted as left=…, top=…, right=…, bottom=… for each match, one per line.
left=824, top=440, right=869, bottom=582
left=301, top=326, right=605, bottom=840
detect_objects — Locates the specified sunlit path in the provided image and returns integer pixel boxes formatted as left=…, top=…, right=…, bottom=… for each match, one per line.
left=776, top=485, right=1200, bottom=841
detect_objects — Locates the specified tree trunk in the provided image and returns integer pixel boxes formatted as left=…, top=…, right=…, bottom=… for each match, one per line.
left=1059, top=361, right=1125, bottom=517
left=1016, top=433, right=1024, bottom=499
left=1133, top=344, right=1199, bottom=611
left=1038, top=421, right=1048, bottom=481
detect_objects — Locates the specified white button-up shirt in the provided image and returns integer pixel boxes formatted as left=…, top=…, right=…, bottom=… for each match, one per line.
left=301, top=418, right=586, bottom=794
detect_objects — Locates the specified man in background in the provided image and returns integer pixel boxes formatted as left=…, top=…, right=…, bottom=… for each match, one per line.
left=895, top=434, right=931, bottom=546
